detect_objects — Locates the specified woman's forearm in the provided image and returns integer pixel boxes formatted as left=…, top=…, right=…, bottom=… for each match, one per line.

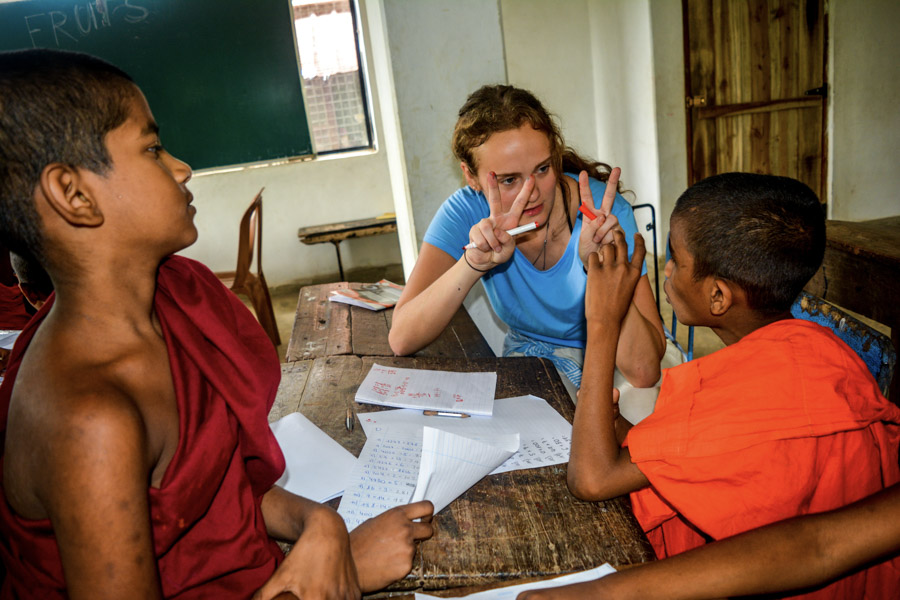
left=615, top=302, right=664, bottom=387
left=389, top=256, right=484, bottom=356
left=614, top=276, right=665, bottom=387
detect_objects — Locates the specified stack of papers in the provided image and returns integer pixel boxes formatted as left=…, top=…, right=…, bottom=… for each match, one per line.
left=337, top=425, right=518, bottom=531
left=328, top=280, right=403, bottom=311
left=355, top=363, right=496, bottom=416
left=358, top=395, right=572, bottom=475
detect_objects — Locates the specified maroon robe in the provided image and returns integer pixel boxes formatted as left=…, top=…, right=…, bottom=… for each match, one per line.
left=0, top=284, right=31, bottom=330
left=0, top=256, right=286, bottom=598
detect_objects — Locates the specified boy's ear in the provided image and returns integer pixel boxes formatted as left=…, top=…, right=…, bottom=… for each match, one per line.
left=460, top=162, right=480, bottom=191
left=709, top=278, right=735, bottom=317
left=39, top=163, right=104, bottom=227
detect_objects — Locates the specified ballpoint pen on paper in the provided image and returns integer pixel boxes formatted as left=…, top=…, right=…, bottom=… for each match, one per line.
left=423, top=410, right=471, bottom=419
left=345, top=408, right=354, bottom=431
left=462, top=221, right=539, bottom=250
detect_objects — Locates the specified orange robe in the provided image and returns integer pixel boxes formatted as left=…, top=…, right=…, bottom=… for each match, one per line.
left=626, top=319, right=900, bottom=599
left=0, top=256, right=285, bottom=598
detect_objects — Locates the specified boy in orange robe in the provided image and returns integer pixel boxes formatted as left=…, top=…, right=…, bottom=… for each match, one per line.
left=563, top=173, right=900, bottom=599
left=0, top=49, right=433, bottom=598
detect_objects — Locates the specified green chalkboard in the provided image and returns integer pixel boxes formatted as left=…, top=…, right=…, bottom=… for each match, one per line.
left=0, top=0, right=312, bottom=170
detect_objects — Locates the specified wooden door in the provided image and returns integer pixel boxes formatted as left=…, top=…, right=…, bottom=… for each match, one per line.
left=684, top=0, right=827, bottom=202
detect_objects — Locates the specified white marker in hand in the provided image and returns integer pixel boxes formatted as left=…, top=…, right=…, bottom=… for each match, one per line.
left=463, top=221, right=539, bottom=250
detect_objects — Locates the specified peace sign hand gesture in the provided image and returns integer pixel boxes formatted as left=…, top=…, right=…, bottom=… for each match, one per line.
left=578, top=167, right=623, bottom=268
left=464, top=172, right=535, bottom=272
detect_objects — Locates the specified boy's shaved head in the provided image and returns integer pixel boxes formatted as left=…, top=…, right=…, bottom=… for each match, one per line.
left=0, top=49, right=135, bottom=263
left=672, top=172, right=825, bottom=316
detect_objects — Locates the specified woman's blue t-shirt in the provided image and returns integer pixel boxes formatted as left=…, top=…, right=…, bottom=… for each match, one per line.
left=423, top=173, right=645, bottom=348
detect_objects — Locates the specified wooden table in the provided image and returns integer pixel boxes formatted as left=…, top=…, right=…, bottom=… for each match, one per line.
left=270, top=355, right=654, bottom=597
left=298, top=216, right=398, bottom=280
left=805, top=216, right=900, bottom=404
left=286, top=283, right=495, bottom=361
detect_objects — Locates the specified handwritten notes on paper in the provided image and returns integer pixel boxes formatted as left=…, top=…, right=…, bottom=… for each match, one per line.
left=359, top=395, right=572, bottom=474
left=355, top=363, right=497, bottom=416
left=337, top=426, right=518, bottom=531
left=337, top=427, right=421, bottom=531
left=411, top=428, right=518, bottom=514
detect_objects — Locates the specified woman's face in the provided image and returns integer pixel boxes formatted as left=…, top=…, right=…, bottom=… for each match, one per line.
left=463, top=124, right=558, bottom=228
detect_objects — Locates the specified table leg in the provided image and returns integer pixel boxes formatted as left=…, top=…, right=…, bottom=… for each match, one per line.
left=330, top=240, right=345, bottom=280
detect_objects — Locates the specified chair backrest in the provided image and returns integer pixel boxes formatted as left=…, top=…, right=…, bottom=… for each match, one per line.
left=233, top=188, right=265, bottom=289
left=791, top=290, right=896, bottom=395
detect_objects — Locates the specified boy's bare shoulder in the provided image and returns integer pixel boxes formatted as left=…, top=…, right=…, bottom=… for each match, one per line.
left=4, top=326, right=178, bottom=520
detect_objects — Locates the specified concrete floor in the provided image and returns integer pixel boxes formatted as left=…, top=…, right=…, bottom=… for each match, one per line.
left=259, top=255, right=724, bottom=363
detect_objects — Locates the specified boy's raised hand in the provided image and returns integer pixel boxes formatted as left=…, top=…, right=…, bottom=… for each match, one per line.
left=350, top=500, right=435, bottom=592
left=578, top=167, right=622, bottom=267
left=585, top=229, right=646, bottom=327
left=465, top=173, right=535, bottom=271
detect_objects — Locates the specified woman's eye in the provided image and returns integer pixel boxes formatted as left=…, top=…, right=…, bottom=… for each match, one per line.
left=500, top=177, right=516, bottom=186
left=536, top=164, right=550, bottom=174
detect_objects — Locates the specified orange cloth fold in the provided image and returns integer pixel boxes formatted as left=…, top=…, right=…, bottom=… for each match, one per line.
left=626, top=319, right=900, bottom=599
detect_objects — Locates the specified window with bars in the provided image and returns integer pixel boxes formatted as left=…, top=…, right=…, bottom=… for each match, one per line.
left=292, top=0, right=373, bottom=154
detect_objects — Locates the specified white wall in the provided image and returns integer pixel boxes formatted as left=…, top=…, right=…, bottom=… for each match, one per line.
left=587, top=0, right=661, bottom=249
left=649, top=0, right=688, bottom=246
left=381, top=0, right=507, bottom=249
left=828, top=0, right=900, bottom=220
left=501, top=0, right=598, bottom=160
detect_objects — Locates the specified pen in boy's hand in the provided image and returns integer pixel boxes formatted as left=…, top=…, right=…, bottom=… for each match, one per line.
left=463, top=221, right=539, bottom=249
left=423, top=410, right=471, bottom=418
left=345, top=408, right=354, bottom=431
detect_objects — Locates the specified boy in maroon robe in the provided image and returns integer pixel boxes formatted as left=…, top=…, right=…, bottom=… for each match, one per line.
left=0, top=49, right=433, bottom=599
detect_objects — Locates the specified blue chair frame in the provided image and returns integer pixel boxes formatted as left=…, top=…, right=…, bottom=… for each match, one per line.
left=791, top=291, right=896, bottom=396
left=632, top=203, right=693, bottom=362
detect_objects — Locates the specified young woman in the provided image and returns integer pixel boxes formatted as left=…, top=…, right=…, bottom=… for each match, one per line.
left=389, top=85, right=665, bottom=388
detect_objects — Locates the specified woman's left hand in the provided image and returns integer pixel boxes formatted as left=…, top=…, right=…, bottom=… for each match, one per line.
left=578, top=167, right=622, bottom=267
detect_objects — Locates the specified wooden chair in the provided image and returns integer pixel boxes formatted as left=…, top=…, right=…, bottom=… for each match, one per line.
left=215, top=188, right=281, bottom=347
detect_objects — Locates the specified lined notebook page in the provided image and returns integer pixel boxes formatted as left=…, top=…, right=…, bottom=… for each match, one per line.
left=411, top=427, right=518, bottom=514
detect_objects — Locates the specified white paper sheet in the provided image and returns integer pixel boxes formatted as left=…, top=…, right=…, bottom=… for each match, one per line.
left=337, top=425, right=520, bottom=531
left=270, top=413, right=357, bottom=503
left=415, top=563, right=617, bottom=599
left=359, top=395, right=572, bottom=474
left=355, top=363, right=496, bottom=416
left=411, top=427, right=518, bottom=514
left=0, top=330, right=21, bottom=350
left=337, top=426, right=423, bottom=531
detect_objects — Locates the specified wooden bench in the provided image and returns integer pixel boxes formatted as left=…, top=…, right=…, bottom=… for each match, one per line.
left=297, top=215, right=398, bottom=280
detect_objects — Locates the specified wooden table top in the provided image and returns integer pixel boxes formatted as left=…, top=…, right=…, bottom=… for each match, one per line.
left=270, top=355, right=655, bottom=597
left=285, top=283, right=495, bottom=362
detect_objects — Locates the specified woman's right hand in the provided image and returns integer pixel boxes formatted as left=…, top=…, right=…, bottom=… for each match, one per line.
left=464, top=172, right=535, bottom=271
